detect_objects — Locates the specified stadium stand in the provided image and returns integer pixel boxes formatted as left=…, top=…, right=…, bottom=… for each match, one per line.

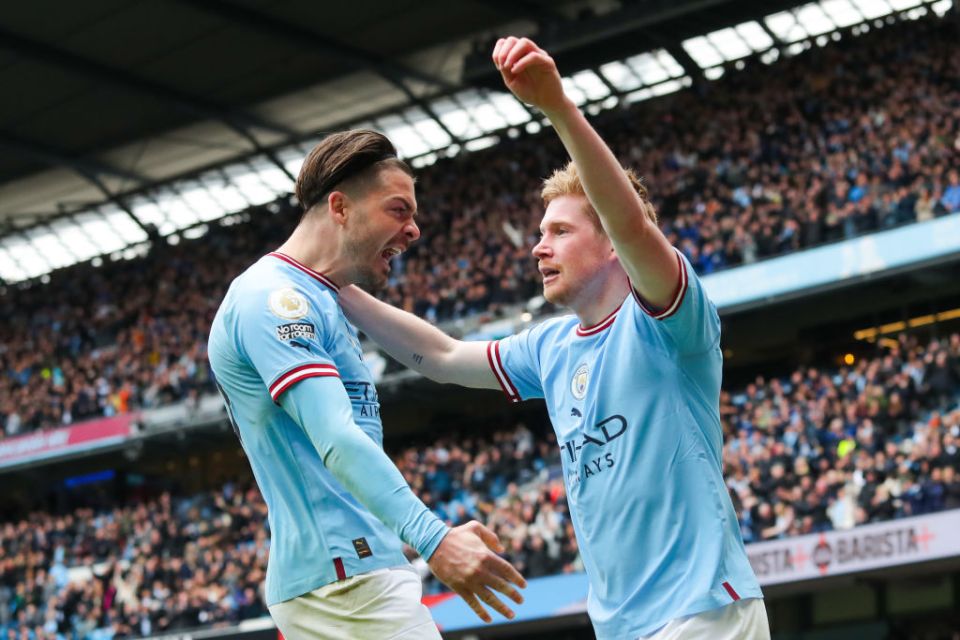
left=2, top=6, right=960, bottom=640
left=2, top=13, right=958, bottom=439
left=1, top=327, right=957, bottom=639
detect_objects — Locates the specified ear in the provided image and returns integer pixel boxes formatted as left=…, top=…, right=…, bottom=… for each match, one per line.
left=327, top=191, right=349, bottom=225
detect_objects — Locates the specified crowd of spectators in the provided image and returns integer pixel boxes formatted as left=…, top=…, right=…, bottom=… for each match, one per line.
left=393, top=425, right=581, bottom=591
left=1, top=328, right=958, bottom=638
left=0, top=424, right=571, bottom=639
left=0, top=484, right=270, bottom=640
left=1, top=13, right=958, bottom=438
left=724, top=332, right=960, bottom=542
left=2, top=12, right=960, bottom=637
left=386, top=12, right=960, bottom=315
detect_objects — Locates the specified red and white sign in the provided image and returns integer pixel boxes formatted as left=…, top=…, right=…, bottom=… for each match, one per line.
left=0, top=413, right=138, bottom=469
left=747, top=509, right=960, bottom=585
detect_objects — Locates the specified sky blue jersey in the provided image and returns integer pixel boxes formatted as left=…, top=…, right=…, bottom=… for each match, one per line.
left=208, top=252, right=447, bottom=606
left=489, top=249, right=761, bottom=638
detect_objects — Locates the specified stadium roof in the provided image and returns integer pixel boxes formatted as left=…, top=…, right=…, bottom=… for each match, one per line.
left=0, top=0, right=953, bottom=283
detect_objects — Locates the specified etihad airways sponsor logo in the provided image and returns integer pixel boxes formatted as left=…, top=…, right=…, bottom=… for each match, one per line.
left=560, top=414, right=627, bottom=486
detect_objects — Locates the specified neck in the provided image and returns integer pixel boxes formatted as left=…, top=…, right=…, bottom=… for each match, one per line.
left=571, top=270, right=631, bottom=328
left=275, top=217, right=351, bottom=287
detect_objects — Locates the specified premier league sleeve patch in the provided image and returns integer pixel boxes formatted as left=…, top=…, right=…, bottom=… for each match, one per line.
left=269, top=287, right=309, bottom=319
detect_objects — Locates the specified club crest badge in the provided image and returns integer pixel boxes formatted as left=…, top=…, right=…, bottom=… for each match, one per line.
left=269, top=288, right=309, bottom=320
left=571, top=363, right=589, bottom=400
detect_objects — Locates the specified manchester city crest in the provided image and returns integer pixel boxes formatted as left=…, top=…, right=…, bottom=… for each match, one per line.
left=571, top=363, right=589, bottom=400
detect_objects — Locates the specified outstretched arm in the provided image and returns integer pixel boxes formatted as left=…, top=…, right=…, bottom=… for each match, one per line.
left=339, top=285, right=500, bottom=390
left=282, top=377, right=525, bottom=621
left=493, top=37, right=680, bottom=309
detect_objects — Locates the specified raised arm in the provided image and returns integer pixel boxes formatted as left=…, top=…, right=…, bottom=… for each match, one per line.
left=339, top=285, right=500, bottom=390
left=493, top=37, right=680, bottom=309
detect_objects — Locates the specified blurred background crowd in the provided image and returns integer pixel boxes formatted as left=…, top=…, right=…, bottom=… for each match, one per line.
left=1, top=328, right=957, bottom=638
left=1, top=12, right=959, bottom=640
left=2, top=15, right=958, bottom=439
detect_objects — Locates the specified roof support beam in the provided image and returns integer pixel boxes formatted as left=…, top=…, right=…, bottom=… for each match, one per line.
left=622, top=25, right=705, bottom=83
left=758, top=19, right=786, bottom=47
left=230, top=129, right=297, bottom=182
left=590, top=65, right=620, bottom=95
left=171, top=0, right=463, bottom=147
left=0, top=137, right=157, bottom=238
left=172, top=0, right=458, bottom=93
left=664, top=43, right=706, bottom=82
left=0, top=130, right=149, bottom=185
left=391, top=80, right=464, bottom=146
left=0, top=27, right=296, bottom=141
left=80, top=174, right=153, bottom=237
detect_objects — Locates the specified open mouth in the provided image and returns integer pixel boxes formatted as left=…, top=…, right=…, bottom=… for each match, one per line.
left=540, top=267, right=560, bottom=285
left=380, top=247, right=403, bottom=271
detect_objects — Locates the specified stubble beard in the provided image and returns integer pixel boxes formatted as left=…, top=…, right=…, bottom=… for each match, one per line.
left=543, top=280, right=570, bottom=307
left=354, top=268, right=386, bottom=294
left=343, top=234, right=387, bottom=294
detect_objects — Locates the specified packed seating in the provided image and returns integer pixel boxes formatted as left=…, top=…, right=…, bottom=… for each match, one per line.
left=1, top=329, right=958, bottom=638
left=723, top=332, right=960, bottom=542
left=0, top=485, right=270, bottom=639
left=1, top=13, right=958, bottom=438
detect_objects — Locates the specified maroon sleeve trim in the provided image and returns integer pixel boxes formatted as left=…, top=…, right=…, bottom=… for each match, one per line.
left=632, top=248, right=688, bottom=321
left=486, top=341, right=520, bottom=403
left=269, top=363, right=339, bottom=402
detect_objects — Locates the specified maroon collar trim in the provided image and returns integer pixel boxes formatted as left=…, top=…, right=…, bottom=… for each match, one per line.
left=268, top=252, right=340, bottom=293
left=576, top=300, right=624, bottom=337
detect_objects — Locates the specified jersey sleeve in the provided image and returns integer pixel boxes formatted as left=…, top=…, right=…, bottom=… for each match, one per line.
left=631, top=248, right=721, bottom=355
left=487, top=326, right=547, bottom=403
left=234, top=284, right=340, bottom=402
left=282, top=377, right=449, bottom=560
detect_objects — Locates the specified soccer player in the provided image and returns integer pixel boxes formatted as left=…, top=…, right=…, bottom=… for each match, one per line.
left=208, top=130, right=526, bottom=640
left=338, top=39, right=769, bottom=638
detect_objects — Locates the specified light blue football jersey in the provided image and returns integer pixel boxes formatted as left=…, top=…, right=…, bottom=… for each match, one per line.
left=490, top=249, right=761, bottom=638
left=208, top=252, right=446, bottom=606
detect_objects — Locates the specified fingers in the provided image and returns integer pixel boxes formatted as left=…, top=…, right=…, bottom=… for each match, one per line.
left=509, top=51, right=552, bottom=76
left=492, top=36, right=516, bottom=70
left=503, top=38, right=541, bottom=72
left=460, top=585, right=518, bottom=623
left=492, top=38, right=507, bottom=69
left=476, top=586, right=517, bottom=620
left=465, top=521, right=527, bottom=588
left=459, top=590, right=492, bottom=624
left=435, top=523, right=527, bottom=624
left=469, top=521, right=505, bottom=553
left=485, top=552, right=528, bottom=589
left=492, top=36, right=543, bottom=72
left=483, top=572, right=525, bottom=605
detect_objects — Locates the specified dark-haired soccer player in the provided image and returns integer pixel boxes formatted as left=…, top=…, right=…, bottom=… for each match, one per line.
left=338, top=40, right=768, bottom=639
left=208, top=130, right=525, bottom=640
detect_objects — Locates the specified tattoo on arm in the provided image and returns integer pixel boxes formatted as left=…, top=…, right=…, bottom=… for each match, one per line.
left=412, top=353, right=424, bottom=365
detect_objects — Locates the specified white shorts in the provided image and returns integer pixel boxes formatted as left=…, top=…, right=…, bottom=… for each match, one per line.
left=638, top=598, right=770, bottom=640
left=268, top=567, right=442, bottom=640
